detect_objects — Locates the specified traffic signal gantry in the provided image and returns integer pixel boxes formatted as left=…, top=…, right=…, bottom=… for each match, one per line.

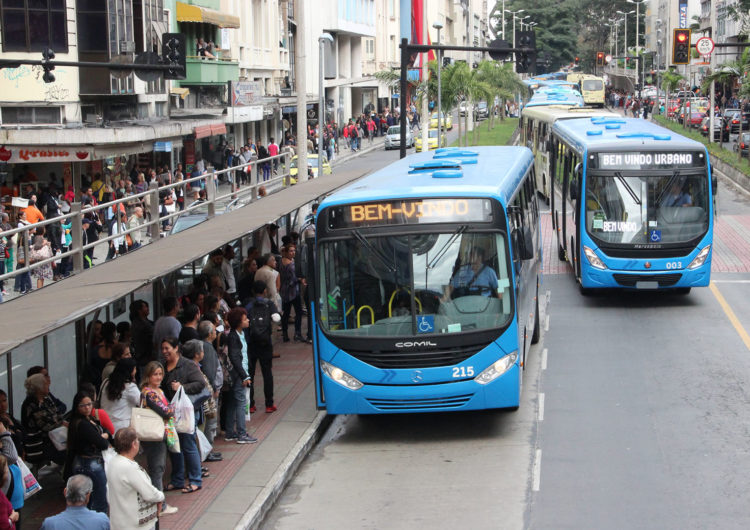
left=672, top=29, right=691, bottom=65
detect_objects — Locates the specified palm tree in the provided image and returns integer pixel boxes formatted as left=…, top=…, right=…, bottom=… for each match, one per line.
left=444, top=61, right=472, bottom=146
left=477, top=60, right=525, bottom=129
left=660, top=68, right=683, bottom=119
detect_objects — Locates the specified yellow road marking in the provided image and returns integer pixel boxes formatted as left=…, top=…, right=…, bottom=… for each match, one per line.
left=710, top=282, right=750, bottom=351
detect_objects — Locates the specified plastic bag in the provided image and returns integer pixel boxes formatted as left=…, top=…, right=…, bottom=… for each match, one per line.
left=172, top=387, right=196, bottom=434
left=48, top=425, right=68, bottom=451
left=18, top=459, right=41, bottom=500
left=165, top=417, right=181, bottom=453
left=102, top=447, right=116, bottom=469
left=196, top=428, right=212, bottom=462
left=244, top=387, right=252, bottom=422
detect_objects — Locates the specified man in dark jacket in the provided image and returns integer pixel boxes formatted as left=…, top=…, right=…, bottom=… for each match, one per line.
left=245, top=281, right=281, bottom=414
left=129, top=300, right=154, bottom=367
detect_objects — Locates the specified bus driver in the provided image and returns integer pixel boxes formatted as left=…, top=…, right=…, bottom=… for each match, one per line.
left=445, top=247, right=499, bottom=299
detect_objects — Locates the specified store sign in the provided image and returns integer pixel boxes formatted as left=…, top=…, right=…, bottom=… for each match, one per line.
left=0, top=145, right=92, bottom=163
left=154, top=141, right=173, bottom=152
left=230, top=81, right=263, bottom=107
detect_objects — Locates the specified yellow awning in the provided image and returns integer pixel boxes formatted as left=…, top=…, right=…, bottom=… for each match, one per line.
left=176, top=2, right=240, bottom=28
left=170, top=87, right=190, bottom=99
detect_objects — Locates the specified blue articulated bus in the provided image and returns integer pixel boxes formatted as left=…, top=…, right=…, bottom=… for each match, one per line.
left=551, top=117, right=715, bottom=294
left=525, top=87, right=585, bottom=108
left=312, top=147, right=541, bottom=414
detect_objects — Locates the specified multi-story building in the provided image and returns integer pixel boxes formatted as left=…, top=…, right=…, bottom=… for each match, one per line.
left=0, top=0, right=237, bottom=195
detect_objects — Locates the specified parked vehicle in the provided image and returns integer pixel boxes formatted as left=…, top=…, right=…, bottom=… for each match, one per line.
left=700, top=115, right=729, bottom=142
left=474, top=101, right=489, bottom=120
left=733, top=132, right=750, bottom=157
left=459, top=100, right=468, bottom=116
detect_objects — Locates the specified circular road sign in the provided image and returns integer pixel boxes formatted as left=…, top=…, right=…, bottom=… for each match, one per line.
left=605, top=54, right=612, bottom=64
left=696, top=37, right=714, bottom=56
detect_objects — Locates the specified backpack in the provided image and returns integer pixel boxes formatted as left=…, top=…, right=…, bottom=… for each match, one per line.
left=248, top=299, right=272, bottom=346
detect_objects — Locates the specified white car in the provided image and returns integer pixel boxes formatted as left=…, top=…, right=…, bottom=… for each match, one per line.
left=384, top=125, right=414, bottom=150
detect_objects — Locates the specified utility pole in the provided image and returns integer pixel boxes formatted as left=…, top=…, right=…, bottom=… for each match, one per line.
left=295, top=0, right=308, bottom=181
left=421, top=5, right=429, bottom=152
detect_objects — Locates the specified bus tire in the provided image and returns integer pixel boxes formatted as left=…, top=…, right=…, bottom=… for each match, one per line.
left=531, top=297, right=541, bottom=344
left=558, top=245, right=566, bottom=262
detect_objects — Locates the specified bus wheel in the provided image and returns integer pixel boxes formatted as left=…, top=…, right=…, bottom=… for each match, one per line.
left=674, top=287, right=691, bottom=295
left=531, top=297, right=541, bottom=344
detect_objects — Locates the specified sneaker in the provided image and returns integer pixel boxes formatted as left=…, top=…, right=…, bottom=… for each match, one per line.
left=265, top=406, right=277, bottom=413
left=236, top=434, right=258, bottom=444
left=249, top=406, right=257, bottom=413
left=224, top=435, right=238, bottom=442
left=293, top=335, right=304, bottom=342
left=160, top=503, right=179, bottom=515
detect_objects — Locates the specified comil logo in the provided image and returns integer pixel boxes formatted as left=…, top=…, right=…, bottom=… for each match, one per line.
left=394, top=341, right=437, bottom=348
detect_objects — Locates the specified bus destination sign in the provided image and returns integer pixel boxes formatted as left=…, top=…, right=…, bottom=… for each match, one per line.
left=594, top=151, right=706, bottom=170
left=328, top=198, right=492, bottom=229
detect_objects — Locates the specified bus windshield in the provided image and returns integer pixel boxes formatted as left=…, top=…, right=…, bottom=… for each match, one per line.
left=317, top=231, right=513, bottom=337
left=581, top=79, right=603, bottom=91
left=585, top=172, right=709, bottom=245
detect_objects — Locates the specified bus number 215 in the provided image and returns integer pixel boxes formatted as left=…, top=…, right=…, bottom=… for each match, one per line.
left=452, top=366, right=474, bottom=378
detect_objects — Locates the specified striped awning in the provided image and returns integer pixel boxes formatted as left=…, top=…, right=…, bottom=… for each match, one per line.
left=176, top=1, right=240, bottom=28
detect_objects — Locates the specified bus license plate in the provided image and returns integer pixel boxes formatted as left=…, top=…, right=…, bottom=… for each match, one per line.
left=635, top=281, right=659, bottom=290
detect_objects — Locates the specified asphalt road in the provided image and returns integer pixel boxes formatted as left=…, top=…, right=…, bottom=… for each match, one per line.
left=262, top=132, right=750, bottom=530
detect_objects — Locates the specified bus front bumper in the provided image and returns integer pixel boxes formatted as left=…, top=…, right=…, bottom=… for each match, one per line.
left=581, top=262, right=711, bottom=289
left=321, top=365, right=520, bottom=415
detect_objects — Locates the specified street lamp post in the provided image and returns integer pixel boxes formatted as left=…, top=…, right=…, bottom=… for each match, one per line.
left=627, top=0, right=649, bottom=95
left=318, top=33, right=333, bottom=180
left=504, top=9, right=525, bottom=49
left=433, top=22, right=443, bottom=136
left=617, top=10, right=635, bottom=74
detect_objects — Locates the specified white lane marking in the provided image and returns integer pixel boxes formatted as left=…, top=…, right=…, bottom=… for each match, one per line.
left=538, top=393, right=545, bottom=421
left=532, top=449, right=542, bottom=492
left=544, top=315, right=550, bottom=332
left=542, top=348, right=548, bottom=370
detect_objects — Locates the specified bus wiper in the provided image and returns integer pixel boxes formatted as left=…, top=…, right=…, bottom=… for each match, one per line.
left=352, top=230, right=397, bottom=273
left=615, top=172, right=641, bottom=205
left=427, top=225, right=468, bottom=269
left=655, top=171, right=680, bottom=206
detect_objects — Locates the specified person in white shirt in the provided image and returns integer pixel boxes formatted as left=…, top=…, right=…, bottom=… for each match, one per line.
left=100, top=358, right=141, bottom=433
left=106, top=426, right=165, bottom=530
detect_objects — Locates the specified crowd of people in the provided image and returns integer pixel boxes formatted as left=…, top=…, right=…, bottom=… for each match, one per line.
left=0, top=218, right=315, bottom=527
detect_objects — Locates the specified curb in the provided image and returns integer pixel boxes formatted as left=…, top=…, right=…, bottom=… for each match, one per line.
left=234, top=411, right=333, bottom=530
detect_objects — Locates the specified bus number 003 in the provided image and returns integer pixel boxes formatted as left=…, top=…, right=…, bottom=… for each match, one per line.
left=665, top=262, right=683, bottom=270
left=452, top=366, right=474, bottom=378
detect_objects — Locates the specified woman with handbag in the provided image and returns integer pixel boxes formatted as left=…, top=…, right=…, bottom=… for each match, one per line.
left=139, top=361, right=179, bottom=516
left=100, top=358, right=140, bottom=433
left=66, top=391, right=113, bottom=513
left=160, top=338, right=204, bottom=494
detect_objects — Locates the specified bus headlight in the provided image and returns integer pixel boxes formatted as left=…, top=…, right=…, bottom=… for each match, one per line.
left=688, top=245, right=711, bottom=269
left=583, top=246, right=607, bottom=270
left=474, top=351, right=518, bottom=385
left=320, top=361, right=363, bottom=390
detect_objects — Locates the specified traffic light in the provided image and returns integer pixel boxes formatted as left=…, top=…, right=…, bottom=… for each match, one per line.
left=41, top=48, right=55, bottom=83
left=596, top=52, right=604, bottom=66
left=515, top=30, right=537, bottom=74
left=162, top=33, right=186, bottom=80
left=442, top=56, right=452, bottom=67
left=672, top=29, right=691, bottom=65
left=575, top=56, right=580, bottom=66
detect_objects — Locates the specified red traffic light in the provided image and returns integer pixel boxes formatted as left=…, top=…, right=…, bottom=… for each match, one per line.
left=676, top=32, right=687, bottom=42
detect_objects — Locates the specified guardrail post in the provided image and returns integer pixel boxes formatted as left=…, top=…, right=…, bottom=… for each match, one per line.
left=251, top=161, right=259, bottom=201
left=71, top=202, right=84, bottom=273
left=148, top=182, right=160, bottom=239
left=207, top=170, right=216, bottom=219
left=283, top=153, right=290, bottom=187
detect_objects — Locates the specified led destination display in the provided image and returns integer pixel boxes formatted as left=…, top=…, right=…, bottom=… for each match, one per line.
left=327, top=198, right=492, bottom=229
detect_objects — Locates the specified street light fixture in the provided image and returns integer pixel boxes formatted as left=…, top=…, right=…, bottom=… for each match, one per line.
left=617, top=9, right=635, bottom=69
left=318, top=32, right=333, bottom=180
left=504, top=9, right=525, bottom=48
left=433, top=22, right=443, bottom=136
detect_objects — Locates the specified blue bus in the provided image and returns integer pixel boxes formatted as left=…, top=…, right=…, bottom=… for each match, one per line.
left=312, top=147, right=541, bottom=414
left=525, top=87, right=585, bottom=108
left=551, top=117, right=715, bottom=294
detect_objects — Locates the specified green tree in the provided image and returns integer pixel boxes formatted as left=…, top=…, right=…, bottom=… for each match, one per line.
left=476, top=60, right=525, bottom=129
left=702, top=48, right=750, bottom=153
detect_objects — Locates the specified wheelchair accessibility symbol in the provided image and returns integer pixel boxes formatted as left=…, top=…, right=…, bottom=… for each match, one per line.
left=417, top=315, right=435, bottom=333
left=649, top=230, right=662, bottom=243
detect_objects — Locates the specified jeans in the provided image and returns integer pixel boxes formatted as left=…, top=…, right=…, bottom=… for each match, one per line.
left=141, top=440, right=167, bottom=491
left=225, top=378, right=248, bottom=438
left=14, top=271, right=31, bottom=293
left=169, top=430, right=202, bottom=488
left=249, top=354, right=274, bottom=408
left=73, top=456, right=108, bottom=513
left=281, top=294, right=303, bottom=338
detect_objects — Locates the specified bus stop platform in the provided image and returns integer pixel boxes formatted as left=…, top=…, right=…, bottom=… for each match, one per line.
left=23, top=338, right=330, bottom=530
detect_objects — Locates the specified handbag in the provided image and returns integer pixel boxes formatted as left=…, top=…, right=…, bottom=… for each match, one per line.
left=130, top=404, right=166, bottom=442
left=188, top=383, right=212, bottom=411
left=18, top=459, right=41, bottom=500
left=48, top=425, right=68, bottom=451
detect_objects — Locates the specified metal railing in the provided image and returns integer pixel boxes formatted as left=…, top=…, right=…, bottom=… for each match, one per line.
left=0, top=152, right=292, bottom=292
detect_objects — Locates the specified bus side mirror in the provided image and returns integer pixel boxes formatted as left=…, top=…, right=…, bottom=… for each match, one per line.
left=569, top=179, right=578, bottom=201
left=516, top=227, right=534, bottom=261
left=711, top=171, right=718, bottom=196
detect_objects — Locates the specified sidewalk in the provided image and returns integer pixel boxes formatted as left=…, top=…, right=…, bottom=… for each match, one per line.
left=23, top=334, right=330, bottom=530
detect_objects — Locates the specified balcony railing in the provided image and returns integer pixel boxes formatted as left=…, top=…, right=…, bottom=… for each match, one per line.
left=183, top=56, right=240, bottom=85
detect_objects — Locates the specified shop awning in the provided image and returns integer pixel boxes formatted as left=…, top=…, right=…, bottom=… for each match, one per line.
left=170, top=87, right=190, bottom=100
left=176, top=1, right=240, bottom=28
left=194, top=123, right=226, bottom=139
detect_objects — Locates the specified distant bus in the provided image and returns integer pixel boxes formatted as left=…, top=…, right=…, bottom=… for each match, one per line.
left=551, top=117, right=715, bottom=294
left=524, top=87, right=585, bottom=108
left=312, top=146, right=541, bottom=414
left=520, top=105, right=619, bottom=201
left=579, top=75, right=605, bottom=107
